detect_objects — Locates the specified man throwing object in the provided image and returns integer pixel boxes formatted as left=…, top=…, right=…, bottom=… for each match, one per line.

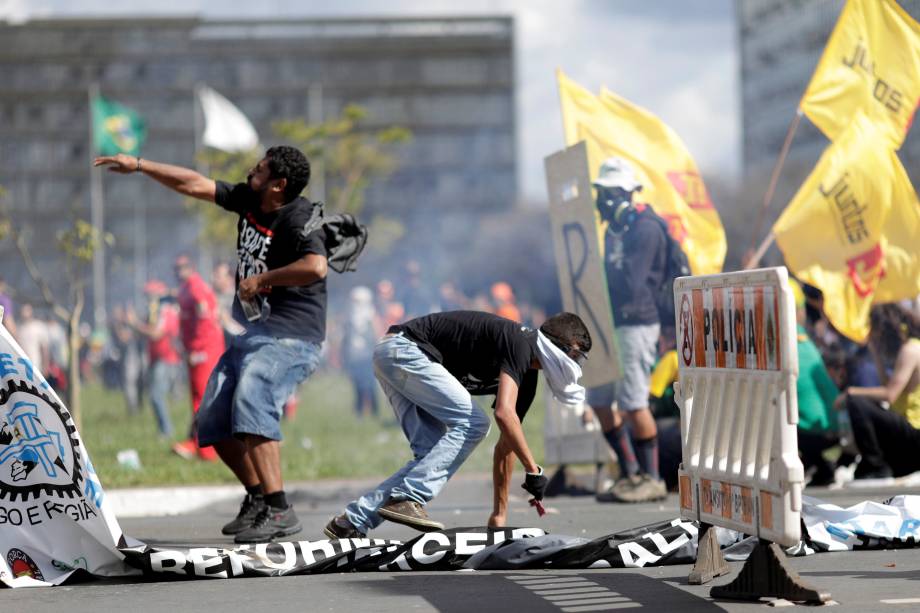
left=95, top=147, right=327, bottom=543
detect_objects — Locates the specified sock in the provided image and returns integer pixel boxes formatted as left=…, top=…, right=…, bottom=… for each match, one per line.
left=263, top=490, right=288, bottom=509
left=335, top=515, right=353, bottom=528
left=603, top=424, right=639, bottom=478
left=245, top=484, right=263, bottom=498
left=633, top=436, right=660, bottom=480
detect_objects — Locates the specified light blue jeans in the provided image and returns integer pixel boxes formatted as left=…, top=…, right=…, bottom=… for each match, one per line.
left=345, top=334, right=491, bottom=533
left=149, top=360, right=178, bottom=437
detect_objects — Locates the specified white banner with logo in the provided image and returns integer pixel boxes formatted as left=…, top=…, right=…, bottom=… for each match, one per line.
left=0, top=323, right=135, bottom=587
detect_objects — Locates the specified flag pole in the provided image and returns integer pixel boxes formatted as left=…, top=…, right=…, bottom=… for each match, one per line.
left=744, top=109, right=802, bottom=269
left=745, top=232, right=776, bottom=271
left=192, top=83, right=212, bottom=274
left=308, top=83, right=325, bottom=204
left=193, top=82, right=208, bottom=175
left=88, top=83, right=107, bottom=328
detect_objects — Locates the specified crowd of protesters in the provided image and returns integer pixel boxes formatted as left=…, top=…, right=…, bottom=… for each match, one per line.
left=328, top=261, right=546, bottom=419
left=0, top=262, right=546, bottom=453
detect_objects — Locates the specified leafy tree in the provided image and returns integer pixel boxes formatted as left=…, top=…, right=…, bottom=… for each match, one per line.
left=0, top=188, right=113, bottom=428
left=198, top=103, right=411, bottom=257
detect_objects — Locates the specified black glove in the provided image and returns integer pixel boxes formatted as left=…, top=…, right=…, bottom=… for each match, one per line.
left=521, top=466, right=547, bottom=501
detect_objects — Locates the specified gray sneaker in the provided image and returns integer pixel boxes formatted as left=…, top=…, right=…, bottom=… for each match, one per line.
left=221, top=494, right=266, bottom=535
left=378, top=498, right=444, bottom=532
left=615, top=474, right=667, bottom=503
left=233, top=505, right=302, bottom=544
left=595, top=474, right=642, bottom=503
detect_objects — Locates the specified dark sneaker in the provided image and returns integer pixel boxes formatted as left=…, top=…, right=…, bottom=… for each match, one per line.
left=854, top=463, right=893, bottom=480
left=233, top=505, right=302, bottom=544
left=221, top=494, right=267, bottom=535
left=323, top=514, right=366, bottom=539
left=377, top=498, right=444, bottom=532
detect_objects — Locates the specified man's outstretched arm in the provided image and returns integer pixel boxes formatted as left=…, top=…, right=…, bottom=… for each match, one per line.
left=93, top=153, right=217, bottom=202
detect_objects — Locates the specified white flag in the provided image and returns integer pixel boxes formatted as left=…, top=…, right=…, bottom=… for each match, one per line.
left=198, top=85, right=259, bottom=153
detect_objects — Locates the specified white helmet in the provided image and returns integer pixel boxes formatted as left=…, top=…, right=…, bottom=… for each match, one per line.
left=592, top=157, right=642, bottom=191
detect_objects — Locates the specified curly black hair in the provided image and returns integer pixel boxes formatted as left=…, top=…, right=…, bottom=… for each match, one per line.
left=266, top=145, right=311, bottom=202
left=870, top=303, right=920, bottom=360
left=540, top=312, right=592, bottom=354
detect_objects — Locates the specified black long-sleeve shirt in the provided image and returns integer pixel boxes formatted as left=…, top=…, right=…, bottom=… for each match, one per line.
left=604, top=207, right=667, bottom=326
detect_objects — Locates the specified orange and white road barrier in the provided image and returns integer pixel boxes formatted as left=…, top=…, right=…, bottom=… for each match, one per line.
left=675, top=267, right=803, bottom=546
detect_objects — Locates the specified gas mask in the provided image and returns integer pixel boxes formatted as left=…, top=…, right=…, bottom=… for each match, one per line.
left=596, top=187, right=637, bottom=231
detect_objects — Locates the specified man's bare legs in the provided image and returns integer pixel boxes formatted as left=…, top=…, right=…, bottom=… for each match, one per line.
left=214, top=435, right=283, bottom=493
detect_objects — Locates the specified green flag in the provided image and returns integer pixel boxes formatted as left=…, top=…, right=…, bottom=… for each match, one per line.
left=91, top=95, right=146, bottom=156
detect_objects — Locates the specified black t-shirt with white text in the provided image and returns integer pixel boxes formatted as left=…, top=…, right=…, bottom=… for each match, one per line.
left=215, top=181, right=327, bottom=342
left=391, top=311, right=539, bottom=419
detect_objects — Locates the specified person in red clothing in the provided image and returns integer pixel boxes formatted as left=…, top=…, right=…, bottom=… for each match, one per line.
left=173, top=255, right=225, bottom=461
left=128, top=280, right=182, bottom=437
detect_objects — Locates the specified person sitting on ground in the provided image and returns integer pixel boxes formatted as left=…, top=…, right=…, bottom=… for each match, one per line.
left=324, top=311, right=591, bottom=538
left=835, top=304, right=920, bottom=479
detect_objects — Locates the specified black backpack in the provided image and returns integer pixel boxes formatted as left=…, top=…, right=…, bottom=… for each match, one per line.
left=644, top=208, right=691, bottom=327
left=297, top=202, right=369, bottom=273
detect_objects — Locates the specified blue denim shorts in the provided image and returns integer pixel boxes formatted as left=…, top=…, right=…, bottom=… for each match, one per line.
left=197, top=331, right=322, bottom=445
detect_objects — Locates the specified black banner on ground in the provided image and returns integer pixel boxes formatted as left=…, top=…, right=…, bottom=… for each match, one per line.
left=118, top=496, right=920, bottom=581
left=120, top=521, right=710, bottom=580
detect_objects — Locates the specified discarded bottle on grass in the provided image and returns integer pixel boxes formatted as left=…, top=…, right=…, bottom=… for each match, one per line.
left=116, top=449, right=141, bottom=471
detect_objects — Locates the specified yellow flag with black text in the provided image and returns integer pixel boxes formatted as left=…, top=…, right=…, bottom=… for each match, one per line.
left=773, top=112, right=920, bottom=341
left=556, top=69, right=726, bottom=274
left=800, top=0, right=920, bottom=148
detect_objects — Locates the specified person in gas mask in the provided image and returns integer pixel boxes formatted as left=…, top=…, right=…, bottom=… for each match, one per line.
left=587, top=157, right=668, bottom=503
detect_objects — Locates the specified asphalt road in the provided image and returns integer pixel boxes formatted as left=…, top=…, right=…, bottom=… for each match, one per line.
left=6, top=475, right=920, bottom=612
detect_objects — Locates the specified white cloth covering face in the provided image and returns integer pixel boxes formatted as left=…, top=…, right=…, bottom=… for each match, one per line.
left=535, top=330, right=585, bottom=406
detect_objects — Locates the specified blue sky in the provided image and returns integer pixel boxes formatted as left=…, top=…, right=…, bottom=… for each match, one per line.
left=4, top=0, right=739, bottom=202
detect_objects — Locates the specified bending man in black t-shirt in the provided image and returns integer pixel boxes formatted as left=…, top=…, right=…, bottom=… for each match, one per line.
left=325, top=311, right=591, bottom=537
left=94, top=147, right=326, bottom=543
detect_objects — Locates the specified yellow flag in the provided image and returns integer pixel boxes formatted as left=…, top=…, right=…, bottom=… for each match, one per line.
left=556, top=69, right=726, bottom=275
left=773, top=112, right=920, bottom=341
left=800, top=0, right=920, bottom=148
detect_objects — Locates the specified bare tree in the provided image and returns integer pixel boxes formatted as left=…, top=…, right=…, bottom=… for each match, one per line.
left=0, top=188, right=112, bottom=429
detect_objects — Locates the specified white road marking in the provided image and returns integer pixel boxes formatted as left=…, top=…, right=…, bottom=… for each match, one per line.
left=515, top=577, right=592, bottom=584
left=554, top=597, right=632, bottom=607
left=506, top=574, right=641, bottom=611
left=534, top=584, right=609, bottom=596
left=544, top=592, right=624, bottom=602
left=560, top=603, right=641, bottom=612
left=521, top=580, right=599, bottom=589
left=881, top=598, right=920, bottom=604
